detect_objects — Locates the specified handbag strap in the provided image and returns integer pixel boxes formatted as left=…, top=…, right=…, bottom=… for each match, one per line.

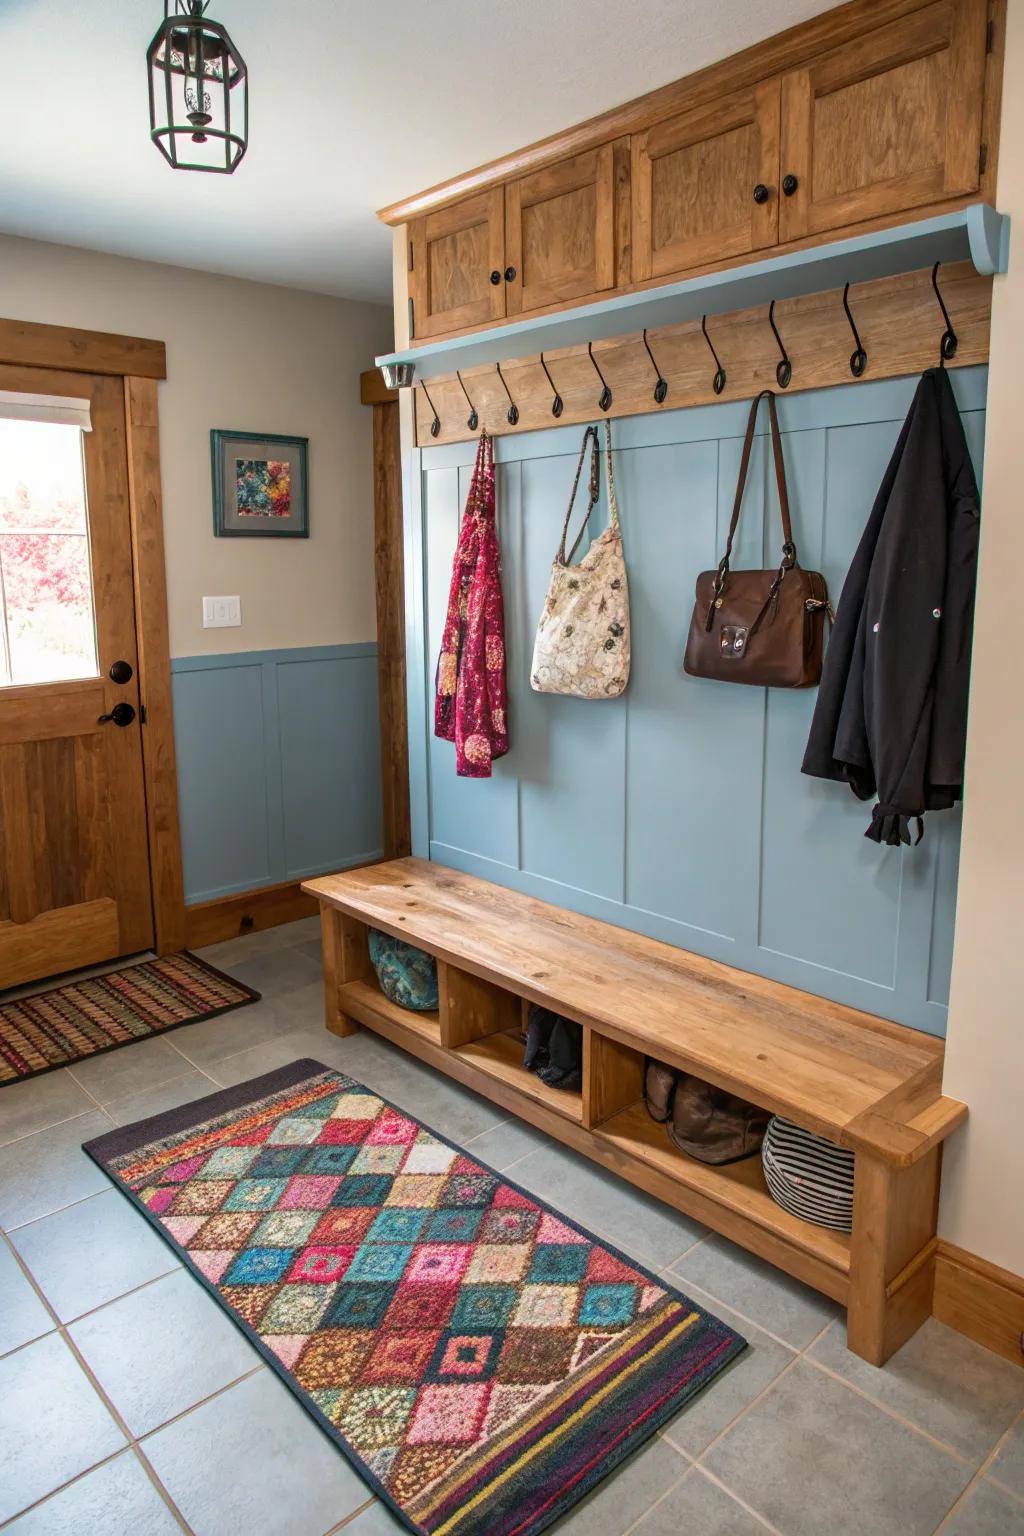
left=705, top=391, right=798, bottom=630
left=467, top=429, right=494, bottom=520
left=559, top=420, right=620, bottom=565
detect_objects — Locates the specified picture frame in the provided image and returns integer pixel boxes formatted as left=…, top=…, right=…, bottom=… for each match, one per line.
left=211, top=429, right=309, bottom=538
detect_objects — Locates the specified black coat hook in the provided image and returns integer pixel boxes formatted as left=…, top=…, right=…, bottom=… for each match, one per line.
left=931, top=261, right=958, bottom=364
left=768, top=300, right=792, bottom=389
left=496, top=362, right=519, bottom=425
left=456, top=371, right=478, bottom=432
left=842, top=282, right=868, bottom=377
left=539, top=353, right=563, bottom=417
left=420, top=380, right=441, bottom=438
left=587, top=341, right=613, bottom=412
left=642, top=329, right=668, bottom=404
left=700, top=314, right=727, bottom=395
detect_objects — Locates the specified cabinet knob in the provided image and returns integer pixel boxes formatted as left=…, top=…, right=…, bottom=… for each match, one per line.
left=504, top=266, right=517, bottom=282
left=489, top=270, right=502, bottom=285
left=782, top=174, right=799, bottom=196
left=752, top=183, right=770, bottom=205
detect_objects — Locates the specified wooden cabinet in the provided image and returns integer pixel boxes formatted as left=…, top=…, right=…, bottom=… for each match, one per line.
left=779, top=0, right=989, bottom=242
left=632, top=82, right=781, bottom=282
left=504, top=144, right=619, bottom=315
left=409, top=189, right=505, bottom=340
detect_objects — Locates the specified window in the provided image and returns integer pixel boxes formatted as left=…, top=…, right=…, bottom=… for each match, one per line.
left=0, top=418, right=98, bottom=687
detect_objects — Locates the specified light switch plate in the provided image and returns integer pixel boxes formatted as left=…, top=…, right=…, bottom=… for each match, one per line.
left=203, top=596, right=242, bottom=628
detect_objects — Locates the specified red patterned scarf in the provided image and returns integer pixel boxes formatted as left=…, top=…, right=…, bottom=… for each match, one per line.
left=434, top=431, right=509, bottom=777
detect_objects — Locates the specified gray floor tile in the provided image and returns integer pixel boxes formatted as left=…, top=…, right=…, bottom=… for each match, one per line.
left=0, top=1332, right=125, bottom=1523
left=660, top=1281, right=796, bottom=1457
left=991, top=1417, right=1024, bottom=1500
left=0, top=1069, right=95, bottom=1147
left=11, top=1188, right=179, bottom=1322
left=69, top=1037, right=197, bottom=1107
left=703, top=1358, right=971, bottom=1536
left=271, top=980, right=325, bottom=1028
left=206, top=1032, right=331, bottom=1089
left=547, top=1434, right=689, bottom=1535
left=809, top=1316, right=1024, bottom=1465
left=669, top=1234, right=837, bottom=1349
left=219, top=946, right=324, bottom=1001
left=0, top=1111, right=112, bottom=1231
left=464, top=1116, right=551, bottom=1171
left=169, top=998, right=293, bottom=1070
left=69, top=1268, right=258, bottom=1436
left=105, top=1069, right=219, bottom=1128
left=4, top=1449, right=182, bottom=1535
left=511, top=1141, right=706, bottom=1270
left=943, top=1478, right=1024, bottom=1535
left=0, top=1241, right=53, bottom=1356
left=633, top=1467, right=772, bottom=1535
left=142, top=1368, right=369, bottom=1536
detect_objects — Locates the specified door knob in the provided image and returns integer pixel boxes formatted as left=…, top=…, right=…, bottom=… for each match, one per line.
left=98, top=702, right=136, bottom=727
left=752, top=183, right=770, bottom=204
left=109, top=660, right=133, bottom=684
left=782, top=174, right=799, bottom=196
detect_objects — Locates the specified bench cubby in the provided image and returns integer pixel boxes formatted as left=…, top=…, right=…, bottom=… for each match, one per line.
left=305, top=858, right=968, bottom=1364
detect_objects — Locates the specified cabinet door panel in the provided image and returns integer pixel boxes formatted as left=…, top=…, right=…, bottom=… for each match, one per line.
left=632, top=81, right=780, bottom=282
left=780, top=0, right=988, bottom=241
left=410, top=190, right=505, bottom=340
left=505, top=144, right=617, bottom=316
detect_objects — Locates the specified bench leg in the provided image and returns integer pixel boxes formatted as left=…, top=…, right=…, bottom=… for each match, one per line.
left=847, top=1147, right=940, bottom=1365
left=320, top=907, right=369, bottom=1038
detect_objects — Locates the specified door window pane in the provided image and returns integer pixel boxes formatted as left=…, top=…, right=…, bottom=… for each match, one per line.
left=0, top=419, right=98, bottom=686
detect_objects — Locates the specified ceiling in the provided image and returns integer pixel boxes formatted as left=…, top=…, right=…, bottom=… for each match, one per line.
left=0, top=0, right=838, bottom=305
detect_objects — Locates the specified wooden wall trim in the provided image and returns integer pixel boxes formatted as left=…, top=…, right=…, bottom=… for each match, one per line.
left=934, top=1240, right=1024, bottom=1368
left=372, top=400, right=412, bottom=859
left=378, top=0, right=953, bottom=224
left=124, top=376, right=186, bottom=954
left=0, top=317, right=166, bottom=379
left=184, top=879, right=319, bottom=950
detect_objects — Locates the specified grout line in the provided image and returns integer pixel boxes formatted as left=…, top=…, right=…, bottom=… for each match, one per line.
left=617, top=1462, right=692, bottom=1535
left=0, top=1446, right=131, bottom=1531
left=663, top=1275, right=805, bottom=1358
left=960, top=1404, right=1024, bottom=1510
left=3, top=1180, right=122, bottom=1236
left=0, top=1106, right=103, bottom=1153
left=801, top=1354, right=976, bottom=1469
left=135, top=1364, right=265, bottom=1443
left=65, top=1067, right=108, bottom=1114
left=690, top=1351, right=804, bottom=1466
left=691, top=1463, right=788, bottom=1535
left=128, top=1442, right=194, bottom=1534
left=323, top=1495, right=378, bottom=1534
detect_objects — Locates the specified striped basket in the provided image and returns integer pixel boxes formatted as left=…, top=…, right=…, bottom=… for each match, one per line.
left=761, top=1116, right=855, bottom=1233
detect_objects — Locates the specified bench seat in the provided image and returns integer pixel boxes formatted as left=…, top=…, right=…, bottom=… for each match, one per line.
left=303, top=857, right=967, bottom=1365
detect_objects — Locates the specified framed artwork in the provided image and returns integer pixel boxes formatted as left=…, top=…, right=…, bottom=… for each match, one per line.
left=211, top=430, right=309, bottom=537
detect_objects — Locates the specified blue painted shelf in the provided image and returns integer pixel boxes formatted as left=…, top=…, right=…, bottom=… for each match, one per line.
left=377, top=203, right=1009, bottom=382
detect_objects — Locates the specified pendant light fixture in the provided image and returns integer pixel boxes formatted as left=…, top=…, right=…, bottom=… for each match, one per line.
left=148, top=1, right=248, bottom=174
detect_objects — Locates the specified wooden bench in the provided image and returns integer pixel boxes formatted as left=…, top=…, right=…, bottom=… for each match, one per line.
left=303, top=857, right=967, bottom=1365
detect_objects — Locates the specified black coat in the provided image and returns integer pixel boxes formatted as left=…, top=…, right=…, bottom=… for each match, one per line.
left=802, top=368, right=980, bottom=846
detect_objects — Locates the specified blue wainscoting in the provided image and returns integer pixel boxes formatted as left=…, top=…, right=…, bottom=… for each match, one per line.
left=171, top=644, right=384, bottom=904
left=406, top=368, right=989, bottom=1037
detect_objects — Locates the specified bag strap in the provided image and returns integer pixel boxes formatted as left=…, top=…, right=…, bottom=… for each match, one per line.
left=467, top=430, right=494, bottom=520
left=558, top=426, right=600, bottom=564
left=601, top=419, right=621, bottom=534
left=705, top=391, right=798, bottom=630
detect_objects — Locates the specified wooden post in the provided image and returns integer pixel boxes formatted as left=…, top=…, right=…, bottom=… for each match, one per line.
left=846, top=1147, right=941, bottom=1365
left=321, top=907, right=372, bottom=1037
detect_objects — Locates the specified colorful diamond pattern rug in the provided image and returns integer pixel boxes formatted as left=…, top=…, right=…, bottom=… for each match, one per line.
left=0, top=953, right=260, bottom=1085
left=85, top=1059, right=745, bottom=1536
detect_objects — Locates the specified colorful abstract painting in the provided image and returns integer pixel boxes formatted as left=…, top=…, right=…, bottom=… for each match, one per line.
left=85, top=1059, right=745, bottom=1536
left=235, top=457, right=292, bottom=517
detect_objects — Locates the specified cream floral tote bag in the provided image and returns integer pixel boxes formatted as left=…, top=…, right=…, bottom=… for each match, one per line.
left=530, top=420, right=630, bottom=699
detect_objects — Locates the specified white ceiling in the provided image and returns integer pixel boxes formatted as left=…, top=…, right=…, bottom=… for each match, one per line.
left=0, top=0, right=837, bottom=305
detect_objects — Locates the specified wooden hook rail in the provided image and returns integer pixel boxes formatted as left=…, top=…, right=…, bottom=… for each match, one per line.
left=414, top=262, right=992, bottom=447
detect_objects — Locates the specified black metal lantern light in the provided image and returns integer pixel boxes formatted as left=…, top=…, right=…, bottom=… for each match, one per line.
left=148, top=2, right=248, bottom=174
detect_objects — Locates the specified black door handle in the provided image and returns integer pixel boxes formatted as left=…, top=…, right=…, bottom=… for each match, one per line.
left=98, top=702, right=136, bottom=727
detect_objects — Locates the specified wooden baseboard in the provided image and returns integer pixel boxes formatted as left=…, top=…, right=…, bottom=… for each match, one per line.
left=934, top=1240, right=1024, bottom=1368
left=184, top=880, right=319, bottom=949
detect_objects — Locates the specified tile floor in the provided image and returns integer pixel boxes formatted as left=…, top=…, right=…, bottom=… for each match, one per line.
left=1, top=915, right=1023, bottom=1536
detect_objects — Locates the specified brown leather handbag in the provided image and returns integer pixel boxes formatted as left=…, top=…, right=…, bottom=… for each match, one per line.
left=683, top=390, right=831, bottom=688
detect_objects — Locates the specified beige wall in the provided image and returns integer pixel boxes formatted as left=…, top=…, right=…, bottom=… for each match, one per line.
left=940, top=7, right=1024, bottom=1276
left=0, top=235, right=392, bottom=657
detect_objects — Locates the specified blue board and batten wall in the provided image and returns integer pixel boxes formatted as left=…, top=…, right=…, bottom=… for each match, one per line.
left=172, top=644, right=384, bottom=904
left=406, top=367, right=988, bottom=1038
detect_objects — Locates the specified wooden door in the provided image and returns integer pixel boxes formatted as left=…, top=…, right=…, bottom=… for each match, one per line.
left=0, top=367, right=153, bottom=989
left=504, top=144, right=618, bottom=315
left=779, top=0, right=988, bottom=242
left=409, top=190, right=506, bottom=340
left=632, top=81, right=781, bottom=282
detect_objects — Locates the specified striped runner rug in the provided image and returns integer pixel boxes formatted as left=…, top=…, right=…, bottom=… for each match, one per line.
left=84, top=1059, right=745, bottom=1536
left=1, top=953, right=260, bottom=1085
